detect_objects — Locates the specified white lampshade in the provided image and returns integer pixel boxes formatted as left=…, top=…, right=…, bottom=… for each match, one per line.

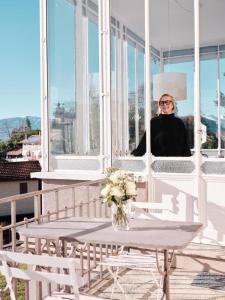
left=153, top=72, right=187, bottom=101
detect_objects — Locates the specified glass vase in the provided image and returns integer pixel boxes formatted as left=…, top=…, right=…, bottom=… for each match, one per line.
left=111, top=203, right=130, bottom=231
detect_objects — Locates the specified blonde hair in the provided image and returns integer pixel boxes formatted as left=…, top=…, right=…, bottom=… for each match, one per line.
left=157, top=93, right=176, bottom=115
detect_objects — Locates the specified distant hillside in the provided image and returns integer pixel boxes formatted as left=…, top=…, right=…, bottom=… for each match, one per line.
left=182, top=114, right=225, bottom=134
left=0, top=116, right=41, bottom=141
left=201, top=116, right=217, bottom=134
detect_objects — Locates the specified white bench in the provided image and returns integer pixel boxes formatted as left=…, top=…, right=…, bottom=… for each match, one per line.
left=0, top=250, right=106, bottom=300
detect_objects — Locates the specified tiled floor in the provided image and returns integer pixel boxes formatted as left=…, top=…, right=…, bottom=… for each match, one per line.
left=89, top=268, right=225, bottom=299
left=87, top=242, right=225, bottom=300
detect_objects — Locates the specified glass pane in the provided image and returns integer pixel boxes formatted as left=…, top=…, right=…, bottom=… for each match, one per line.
left=137, top=49, right=145, bottom=143
left=88, top=19, right=100, bottom=155
left=151, top=0, right=194, bottom=158
left=164, top=59, right=194, bottom=151
left=111, top=0, right=146, bottom=173
left=48, top=0, right=76, bottom=157
left=200, top=54, right=218, bottom=152
left=151, top=53, right=160, bottom=117
left=111, top=29, right=118, bottom=155
left=127, top=42, right=136, bottom=152
left=48, top=0, right=100, bottom=173
left=199, top=0, right=225, bottom=157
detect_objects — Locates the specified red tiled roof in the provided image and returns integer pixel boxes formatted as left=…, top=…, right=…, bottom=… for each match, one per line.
left=0, top=161, right=41, bottom=181
left=7, top=148, right=22, bottom=156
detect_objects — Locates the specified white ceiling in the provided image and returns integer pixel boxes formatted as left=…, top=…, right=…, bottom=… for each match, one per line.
left=111, top=0, right=225, bottom=50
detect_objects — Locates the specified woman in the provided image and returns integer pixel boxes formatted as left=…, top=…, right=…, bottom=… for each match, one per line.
left=131, top=94, right=191, bottom=157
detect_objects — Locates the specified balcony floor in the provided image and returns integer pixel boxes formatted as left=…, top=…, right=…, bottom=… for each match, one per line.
left=87, top=243, right=225, bottom=300
left=88, top=268, right=225, bottom=299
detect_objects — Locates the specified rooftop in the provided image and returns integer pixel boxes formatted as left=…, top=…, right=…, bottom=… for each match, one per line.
left=0, top=160, right=41, bottom=181
left=20, top=134, right=41, bottom=145
left=6, top=148, right=22, bottom=157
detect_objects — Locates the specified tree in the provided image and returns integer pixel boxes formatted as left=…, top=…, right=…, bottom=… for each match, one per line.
left=214, top=91, right=225, bottom=108
left=0, top=129, right=40, bottom=157
left=0, top=141, right=7, bottom=152
left=201, top=133, right=218, bottom=149
left=25, top=116, right=32, bottom=130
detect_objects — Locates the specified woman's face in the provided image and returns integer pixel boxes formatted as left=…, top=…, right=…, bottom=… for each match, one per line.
left=159, top=96, right=174, bottom=114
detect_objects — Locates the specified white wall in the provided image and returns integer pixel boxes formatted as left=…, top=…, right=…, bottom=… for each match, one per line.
left=42, top=179, right=147, bottom=218
left=152, top=174, right=225, bottom=246
left=201, top=176, right=225, bottom=246
left=0, top=180, right=39, bottom=217
left=42, top=180, right=83, bottom=215
left=153, top=175, right=198, bottom=222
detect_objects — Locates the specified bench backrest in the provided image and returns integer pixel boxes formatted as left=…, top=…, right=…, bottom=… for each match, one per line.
left=0, top=250, right=81, bottom=300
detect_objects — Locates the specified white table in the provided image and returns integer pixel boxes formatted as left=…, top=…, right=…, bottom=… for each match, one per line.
left=18, top=217, right=202, bottom=300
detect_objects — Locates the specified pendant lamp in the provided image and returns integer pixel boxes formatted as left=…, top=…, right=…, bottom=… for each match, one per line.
left=153, top=72, right=187, bottom=101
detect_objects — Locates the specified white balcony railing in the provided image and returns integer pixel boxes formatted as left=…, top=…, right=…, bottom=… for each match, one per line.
left=0, top=179, right=109, bottom=251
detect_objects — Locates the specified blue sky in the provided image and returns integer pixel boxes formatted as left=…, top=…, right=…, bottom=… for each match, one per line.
left=0, top=0, right=40, bottom=119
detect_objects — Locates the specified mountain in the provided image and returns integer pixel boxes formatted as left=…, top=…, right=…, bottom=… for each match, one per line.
left=0, top=116, right=41, bottom=141
left=201, top=115, right=217, bottom=134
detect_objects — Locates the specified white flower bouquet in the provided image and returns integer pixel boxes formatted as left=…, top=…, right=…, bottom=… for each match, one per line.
left=101, top=168, right=137, bottom=230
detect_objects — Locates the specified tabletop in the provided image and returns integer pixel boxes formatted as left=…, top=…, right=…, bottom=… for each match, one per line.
left=18, top=217, right=202, bottom=250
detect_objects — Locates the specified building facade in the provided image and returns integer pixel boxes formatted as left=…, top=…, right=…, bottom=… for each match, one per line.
left=0, top=160, right=41, bottom=217
left=34, top=0, right=225, bottom=245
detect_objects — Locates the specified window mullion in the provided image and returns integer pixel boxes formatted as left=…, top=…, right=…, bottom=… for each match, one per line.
left=217, top=45, right=222, bottom=156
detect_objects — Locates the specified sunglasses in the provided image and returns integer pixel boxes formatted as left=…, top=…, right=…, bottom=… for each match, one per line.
left=159, top=100, right=172, bottom=106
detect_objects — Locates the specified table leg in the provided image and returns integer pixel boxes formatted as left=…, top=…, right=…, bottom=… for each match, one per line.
left=34, top=238, right=42, bottom=300
left=87, top=243, right=91, bottom=289
left=62, top=240, right=71, bottom=293
left=162, top=250, right=170, bottom=300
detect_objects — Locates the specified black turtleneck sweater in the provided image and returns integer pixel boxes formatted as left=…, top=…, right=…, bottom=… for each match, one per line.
left=131, top=114, right=191, bottom=157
